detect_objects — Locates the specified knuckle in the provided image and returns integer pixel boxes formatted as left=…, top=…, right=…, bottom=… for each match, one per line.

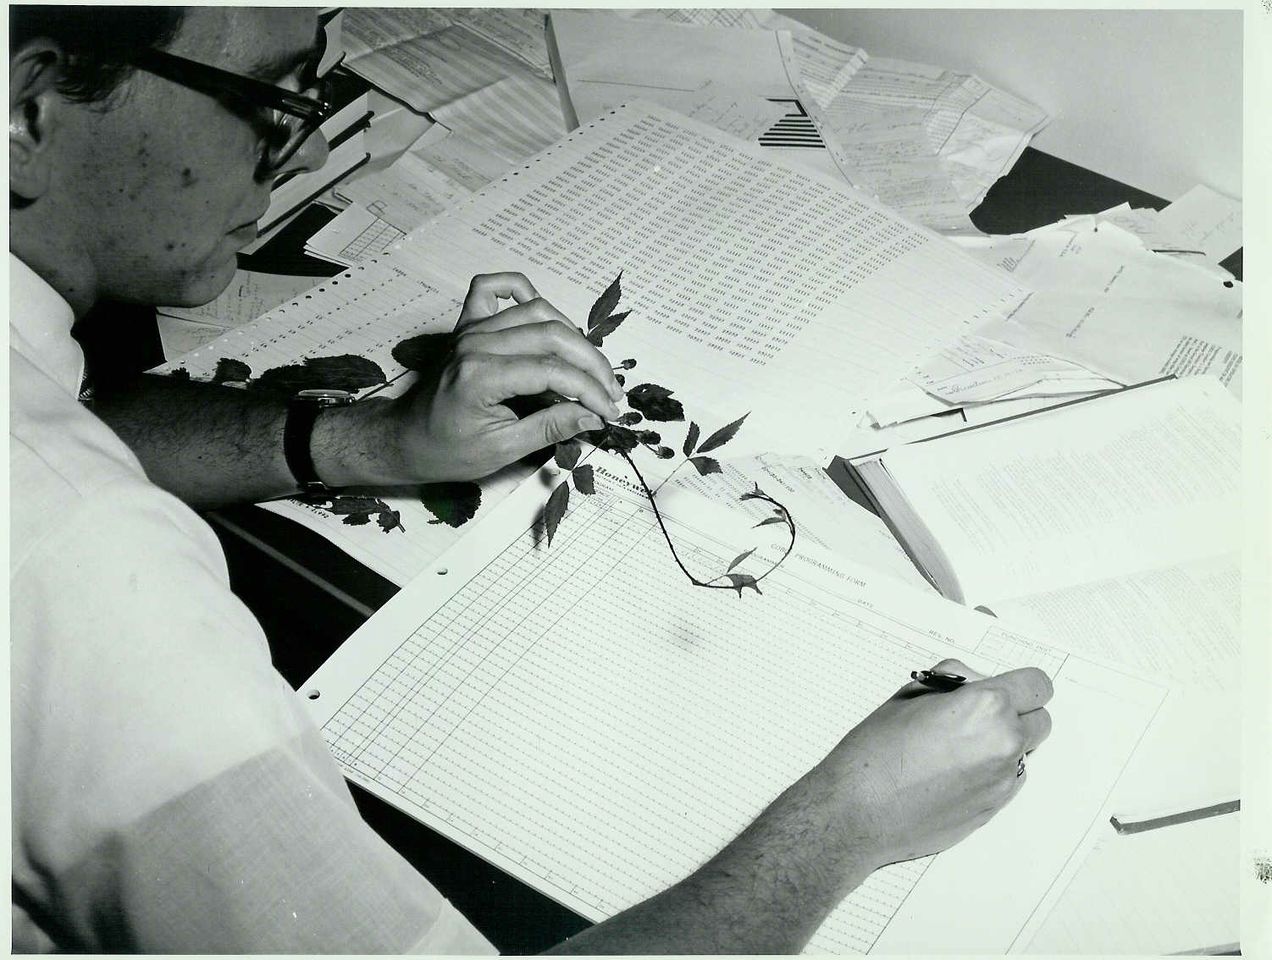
left=967, top=685, right=1013, bottom=716
left=448, top=352, right=487, bottom=385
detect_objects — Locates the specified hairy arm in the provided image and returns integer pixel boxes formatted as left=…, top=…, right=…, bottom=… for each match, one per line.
left=88, top=377, right=401, bottom=509
left=91, top=275, right=623, bottom=510
left=547, top=660, right=1054, bottom=954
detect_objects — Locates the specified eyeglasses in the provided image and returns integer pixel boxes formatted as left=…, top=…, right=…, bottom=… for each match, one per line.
left=126, top=47, right=338, bottom=178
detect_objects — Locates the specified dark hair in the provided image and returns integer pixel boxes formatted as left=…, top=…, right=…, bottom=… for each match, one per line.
left=9, top=5, right=185, bottom=103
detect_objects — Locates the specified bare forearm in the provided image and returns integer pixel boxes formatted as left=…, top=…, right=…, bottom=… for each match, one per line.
left=90, top=375, right=404, bottom=509
left=546, top=765, right=876, bottom=955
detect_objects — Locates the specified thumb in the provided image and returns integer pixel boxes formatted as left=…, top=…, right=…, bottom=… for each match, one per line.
left=498, top=402, right=602, bottom=461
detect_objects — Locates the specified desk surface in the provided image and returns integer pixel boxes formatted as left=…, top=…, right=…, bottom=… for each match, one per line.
left=205, top=148, right=1239, bottom=953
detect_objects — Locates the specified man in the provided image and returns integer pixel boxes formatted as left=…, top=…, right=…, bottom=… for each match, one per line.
left=10, top=6, right=1053, bottom=953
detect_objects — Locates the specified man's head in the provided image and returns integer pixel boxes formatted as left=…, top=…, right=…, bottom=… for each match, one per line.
left=10, top=6, right=330, bottom=316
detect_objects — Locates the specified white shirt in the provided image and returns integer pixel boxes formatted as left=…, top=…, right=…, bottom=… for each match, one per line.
left=8, top=255, right=496, bottom=954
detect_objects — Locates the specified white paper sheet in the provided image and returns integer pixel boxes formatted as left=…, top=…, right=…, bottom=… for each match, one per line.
left=973, top=221, right=1243, bottom=396
left=1154, top=184, right=1242, bottom=264
left=376, top=102, right=1027, bottom=457
left=1022, top=812, right=1239, bottom=955
left=301, top=459, right=1167, bottom=954
left=657, top=452, right=935, bottom=592
left=342, top=8, right=548, bottom=113
left=875, top=377, right=1241, bottom=629
left=548, top=12, right=853, bottom=185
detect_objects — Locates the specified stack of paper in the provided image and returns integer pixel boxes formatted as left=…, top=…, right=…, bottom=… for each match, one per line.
left=623, top=8, right=1050, bottom=231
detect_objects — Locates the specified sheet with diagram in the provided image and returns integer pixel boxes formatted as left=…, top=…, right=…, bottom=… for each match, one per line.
left=301, top=454, right=1167, bottom=954
left=627, top=8, right=1049, bottom=231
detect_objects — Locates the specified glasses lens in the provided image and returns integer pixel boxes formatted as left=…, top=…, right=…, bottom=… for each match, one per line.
left=260, top=77, right=333, bottom=176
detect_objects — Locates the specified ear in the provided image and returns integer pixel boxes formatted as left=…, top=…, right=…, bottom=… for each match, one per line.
left=10, top=39, right=66, bottom=201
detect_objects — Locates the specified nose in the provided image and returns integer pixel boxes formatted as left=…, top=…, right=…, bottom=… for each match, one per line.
left=274, top=128, right=330, bottom=181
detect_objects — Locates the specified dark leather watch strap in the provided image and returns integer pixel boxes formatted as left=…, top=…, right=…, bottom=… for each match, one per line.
left=284, top=390, right=354, bottom=499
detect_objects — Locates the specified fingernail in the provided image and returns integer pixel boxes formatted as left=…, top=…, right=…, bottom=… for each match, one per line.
left=606, top=400, right=622, bottom=419
left=578, top=415, right=603, bottom=432
left=609, top=379, right=624, bottom=400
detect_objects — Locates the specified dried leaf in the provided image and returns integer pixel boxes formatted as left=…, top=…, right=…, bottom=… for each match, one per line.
left=617, top=358, right=637, bottom=370
left=588, top=272, right=623, bottom=330
left=655, top=446, right=675, bottom=459
left=319, top=495, right=401, bottom=534
left=420, top=481, right=482, bottom=527
left=635, top=429, right=662, bottom=445
left=683, top=421, right=701, bottom=457
left=391, top=332, right=453, bottom=374
left=248, top=354, right=386, bottom=397
left=626, top=383, right=684, bottom=422
left=585, top=310, right=630, bottom=347
left=616, top=411, right=643, bottom=426
left=739, top=483, right=769, bottom=502
left=544, top=478, right=571, bottom=546
left=212, top=357, right=252, bottom=384
left=690, top=455, right=722, bottom=476
left=753, top=516, right=786, bottom=529
left=554, top=441, right=581, bottom=471
left=615, top=373, right=625, bottom=387
left=696, top=412, right=750, bottom=454
left=726, top=547, right=756, bottom=572
left=724, top=573, right=762, bottom=597
left=572, top=464, right=595, bottom=494
left=168, top=367, right=191, bottom=381
left=589, top=424, right=639, bottom=455
left=319, top=495, right=392, bottom=516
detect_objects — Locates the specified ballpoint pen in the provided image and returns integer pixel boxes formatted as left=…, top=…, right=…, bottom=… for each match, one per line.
left=910, top=669, right=967, bottom=691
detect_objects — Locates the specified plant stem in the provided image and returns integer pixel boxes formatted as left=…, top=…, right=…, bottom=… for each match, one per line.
left=619, top=451, right=797, bottom=592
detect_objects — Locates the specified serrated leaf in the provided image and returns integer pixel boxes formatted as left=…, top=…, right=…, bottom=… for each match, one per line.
left=616, top=411, right=643, bottom=426
left=753, top=516, right=786, bottom=529
left=391, top=332, right=453, bottom=373
left=635, top=429, right=662, bottom=445
left=554, top=441, right=581, bottom=471
left=544, top=479, right=571, bottom=546
left=420, top=481, right=482, bottom=528
left=726, top=547, right=756, bottom=573
left=696, top=412, right=750, bottom=454
left=588, top=272, right=623, bottom=330
left=690, top=455, right=722, bottom=476
left=724, top=573, right=762, bottom=597
left=655, top=446, right=674, bottom=459
left=626, top=382, right=684, bottom=422
left=615, top=373, right=625, bottom=386
left=590, top=424, right=639, bottom=455
left=212, top=357, right=252, bottom=384
left=319, top=495, right=391, bottom=516
left=585, top=309, right=630, bottom=347
left=248, top=354, right=386, bottom=397
left=683, top=421, right=701, bottom=457
left=572, top=464, right=595, bottom=494
left=377, top=510, right=404, bottom=533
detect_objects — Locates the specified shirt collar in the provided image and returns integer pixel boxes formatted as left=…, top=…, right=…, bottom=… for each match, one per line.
left=9, top=254, right=86, bottom=398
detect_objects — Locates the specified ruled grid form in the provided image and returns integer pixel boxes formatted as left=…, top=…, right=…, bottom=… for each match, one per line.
left=305, top=474, right=1166, bottom=954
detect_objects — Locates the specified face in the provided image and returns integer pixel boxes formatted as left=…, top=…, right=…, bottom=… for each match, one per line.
left=47, top=7, right=330, bottom=309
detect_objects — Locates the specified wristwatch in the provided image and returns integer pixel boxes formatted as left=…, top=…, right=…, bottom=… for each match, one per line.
left=284, top=389, right=355, bottom=499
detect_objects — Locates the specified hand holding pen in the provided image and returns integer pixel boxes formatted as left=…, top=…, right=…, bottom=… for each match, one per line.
left=807, top=657, right=1053, bottom=873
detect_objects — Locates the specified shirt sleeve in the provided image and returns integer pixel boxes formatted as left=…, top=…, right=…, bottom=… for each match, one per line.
left=10, top=476, right=496, bottom=954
